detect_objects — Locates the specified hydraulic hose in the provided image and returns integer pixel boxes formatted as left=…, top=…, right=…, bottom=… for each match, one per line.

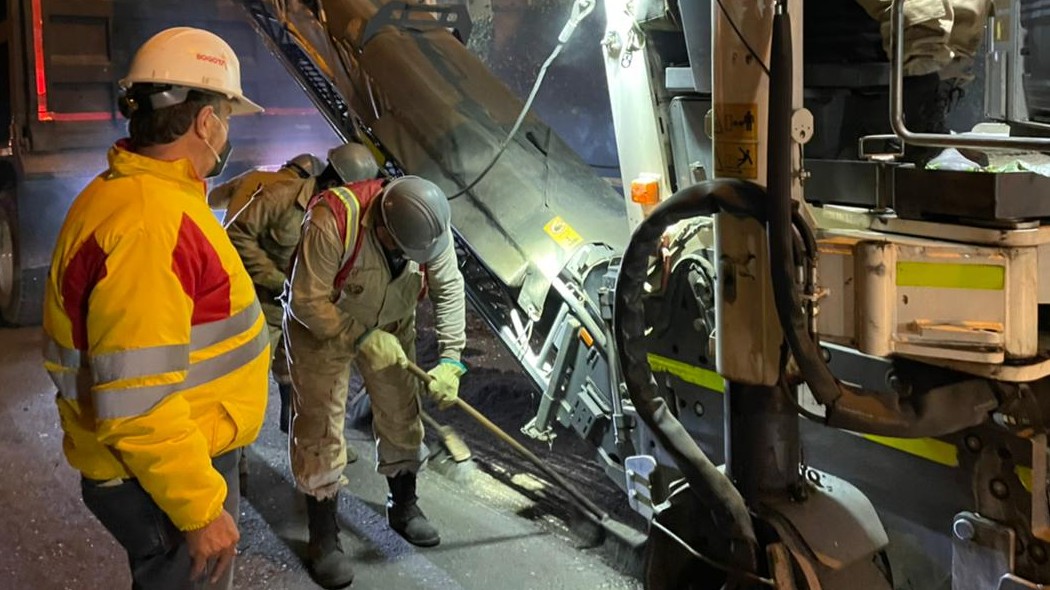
left=613, top=4, right=999, bottom=579
left=764, top=6, right=999, bottom=437
left=614, top=179, right=767, bottom=574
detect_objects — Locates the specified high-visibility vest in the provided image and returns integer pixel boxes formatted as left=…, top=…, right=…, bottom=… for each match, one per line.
left=306, top=179, right=429, bottom=299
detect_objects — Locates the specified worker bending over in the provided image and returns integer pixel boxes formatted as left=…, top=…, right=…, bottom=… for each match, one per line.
left=227, top=142, right=380, bottom=434
left=285, top=174, right=466, bottom=589
left=209, top=152, right=324, bottom=224
left=42, top=27, right=268, bottom=589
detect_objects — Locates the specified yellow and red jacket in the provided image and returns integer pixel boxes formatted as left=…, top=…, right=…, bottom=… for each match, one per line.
left=42, top=141, right=270, bottom=531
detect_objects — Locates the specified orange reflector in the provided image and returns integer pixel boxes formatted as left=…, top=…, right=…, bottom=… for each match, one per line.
left=630, top=177, right=660, bottom=205
left=579, top=328, right=594, bottom=348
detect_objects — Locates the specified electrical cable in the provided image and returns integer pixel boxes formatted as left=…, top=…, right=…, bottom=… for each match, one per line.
left=448, top=1, right=590, bottom=200
left=714, top=0, right=770, bottom=75
left=650, top=520, right=776, bottom=587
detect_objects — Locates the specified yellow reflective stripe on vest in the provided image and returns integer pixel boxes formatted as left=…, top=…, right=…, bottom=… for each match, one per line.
left=95, top=381, right=181, bottom=419
left=44, top=339, right=83, bottom=400
left=44, top=302, right=265, bottom=405
left=46, top=367, right=79, bottom=400
left=94, top=326, right=269, bottom=420
left=328, top=186, right=361, bottom=260
left=189, top=301, right=263, bottom=352
left=91, top=344, right=189, bottom=384
left=44, top=338, right=81, bottom=369
left=182, top=326, right=269, bottom=390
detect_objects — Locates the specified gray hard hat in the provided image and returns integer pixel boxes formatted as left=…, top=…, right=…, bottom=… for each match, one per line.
left=284, top=153, right=324, bottom=178
left=379, top=176, right=451, bottom=264
left=328, top=143, right=379, bottom=182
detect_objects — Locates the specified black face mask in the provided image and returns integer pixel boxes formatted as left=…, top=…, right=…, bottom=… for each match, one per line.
left=207, top=139, right=232, bottom=178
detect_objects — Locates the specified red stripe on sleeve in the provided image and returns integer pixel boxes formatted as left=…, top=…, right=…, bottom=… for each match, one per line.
left=61, top=235, right=109, bottom=350
left=171, top=214, right=232, bottom=324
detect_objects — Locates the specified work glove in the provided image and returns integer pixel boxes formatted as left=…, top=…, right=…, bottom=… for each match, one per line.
left=427, top=359, right=467, bottom=410
left=355, top=329, right=408, bottom=372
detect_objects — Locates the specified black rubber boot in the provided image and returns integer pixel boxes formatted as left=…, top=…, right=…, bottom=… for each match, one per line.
left=387, top=472, right=440, bottom=547
left=278, top=383, right=292, bottom=434
left=306, top=495, right=355, bottom=589
left=900, top=73, right=965, bottom=165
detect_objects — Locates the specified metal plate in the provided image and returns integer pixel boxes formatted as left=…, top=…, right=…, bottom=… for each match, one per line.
left=762, top=469, right=889, bottom=571
left=952, top=512, right=1016, bottom=590
left=805, top=159, right=894, bottom=208
left=668, top=97, right=714, bottom=192
left=894, top=168, right=1050, bottom=223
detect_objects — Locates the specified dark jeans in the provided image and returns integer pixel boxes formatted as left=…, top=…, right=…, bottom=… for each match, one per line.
left=81, top=448, right=242, bottom=590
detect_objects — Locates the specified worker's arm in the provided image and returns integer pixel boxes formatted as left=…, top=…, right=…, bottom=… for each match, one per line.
left=287, top=203, right=368, bottom=346
left=207, top=177, right=238, bottom=209
left=425, top=238, right=466, bottom=362
left=227, top=184, right=292, bottom=292
left=87, top=227, right=228, bottom=532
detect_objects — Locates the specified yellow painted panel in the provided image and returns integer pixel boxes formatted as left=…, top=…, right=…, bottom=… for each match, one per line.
left=896, top=261, right=1005, bottom=291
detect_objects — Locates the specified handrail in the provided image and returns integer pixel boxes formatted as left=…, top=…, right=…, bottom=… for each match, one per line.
left=889, top=0, right=1050, bottom=151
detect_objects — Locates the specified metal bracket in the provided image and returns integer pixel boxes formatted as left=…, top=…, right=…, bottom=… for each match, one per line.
left=952, top=511, right=1016, bottom=590
left=858, top=134, right=905, bottom=161
left=762, top=469, right=889, bottom=571
left=624, top=455, right=658, bottom=520
left=558, top=0, right=596, bottom=43
left=362, top=1, right=473, bottom=47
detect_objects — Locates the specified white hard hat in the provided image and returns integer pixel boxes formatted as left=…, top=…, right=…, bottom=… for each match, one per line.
left=120, top=27, right=263, bottom=115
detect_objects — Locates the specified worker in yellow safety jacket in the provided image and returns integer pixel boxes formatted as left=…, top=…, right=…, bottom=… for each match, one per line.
left=42, top=27, right=268, bottom=590
left=208, top=152, right=324, bottom=225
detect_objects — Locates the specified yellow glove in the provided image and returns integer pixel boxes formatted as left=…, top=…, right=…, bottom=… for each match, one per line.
left=427, top=359, right=466, bottom=410
left=355, top=329, right=408, bottom=372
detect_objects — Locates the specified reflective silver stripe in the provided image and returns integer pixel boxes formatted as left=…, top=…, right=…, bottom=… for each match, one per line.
left=44, top=339, right=81, bottom=369
left=91, top=344, right=189, bottom=384
left=94, top=382, right=180, bottom=420
left=189, top=301, right=263, bottom=352
left=92, top=326, right=269, bottom=420
left=184, top=325, right=270, bottom=389
left=47, top=369, right=79, bottom=400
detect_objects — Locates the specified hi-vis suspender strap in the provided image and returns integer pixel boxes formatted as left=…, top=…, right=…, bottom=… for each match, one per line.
left=328, top=186, right=361, bottom=269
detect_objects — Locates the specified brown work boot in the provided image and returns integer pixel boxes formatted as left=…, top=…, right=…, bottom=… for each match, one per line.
left=387, top=472, right=440, bottom=547
left=306, top=495, right=355, bottom=589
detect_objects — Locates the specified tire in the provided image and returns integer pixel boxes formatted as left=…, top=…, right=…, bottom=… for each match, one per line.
left=0, top=203, right=43, bottom=327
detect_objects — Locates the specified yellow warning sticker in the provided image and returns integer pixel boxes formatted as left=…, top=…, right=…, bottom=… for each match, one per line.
left=714, top=140, right=759, bottom=179
left=714, top=103, right=759, bottom=142
left=544, top=216, right=584, bottom=252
